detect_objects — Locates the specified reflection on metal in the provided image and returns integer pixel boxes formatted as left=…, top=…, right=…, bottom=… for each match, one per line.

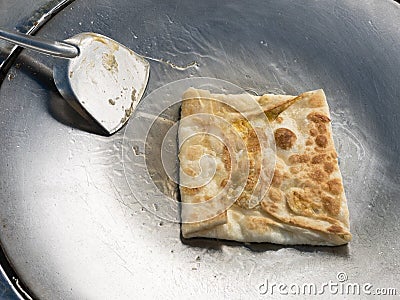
left=0, top=0, right=76, bottom=85
left=0, top=2, right=76, bottom=299
left=0, top=0, right=400, bottom=299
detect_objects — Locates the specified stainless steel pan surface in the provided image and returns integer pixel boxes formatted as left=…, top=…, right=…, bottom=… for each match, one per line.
left=0, top=0, right=399, bottom=299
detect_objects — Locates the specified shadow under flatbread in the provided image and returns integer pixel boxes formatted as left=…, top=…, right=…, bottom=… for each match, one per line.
left=181, top=234, right=350, bottom=257
left=13, top=53, right=109, bottom=135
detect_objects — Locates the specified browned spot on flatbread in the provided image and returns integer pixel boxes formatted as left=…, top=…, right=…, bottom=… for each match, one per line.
left=274, top=128, right=297, bottom=150
left=192, top=195, right=202, bottom=203
left=288, top=154, right=310, bottom=164
left=286, top=190, right=322, bottom=216
left=249, top=157, right=257, bottom=169
left=232, top=118, right=260, bottom=153
left=220, top=178, right=228, bottom=188
left=247, top=129, right=261, bottom=152
left=307, top=112, right=330, bottom=123
left=260, top=199, right=269, bottom=210
left=186, top=145, right=203, bottom=160
left=247, top=217, right=274, bottom=231
left=181, top=186, right=203, bottom=196
left=303, top=180, right=319, bottom=189
left=308, top=95, right=325, bottom=107
left=269, top=188, right=283, bottom=202
left=222, top=146, right=231, bottom=171
left=327, top=224, right=343, bottom=233
left=322, top=195, right=341, bottom=216
left=269, top=203, right=279, bottom=209
left=183, top=167, right=198, bottom=177
left=235, top=194, right=251, bottom=208
left=268, top=205, right=278, bottom=213
left=309, top=168, right=326, bottom=183
left=311, top=154, right=326, bottom=164
left=181, top=99, right=202, bottom=116
left=271, top=170, right=283, bottom=187
left=324, top=162, right=335, bottom=174
left=317, top=123, right=327, bottom=134
left=289, top=166, right=301, bottom=174
left=246, top=175, right=257, bottom=190
left=315, top=135, right=328, bottom=148
left=230, top=117, right=263, bottom=209
left=276, top=117, right=283, bottom=123
left=327, top=179, right=343, bottom=195
left=309, top=128, right=318, bottom=136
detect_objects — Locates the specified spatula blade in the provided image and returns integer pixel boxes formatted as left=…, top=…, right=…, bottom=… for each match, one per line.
left=54, top=32, right=150, bottom=135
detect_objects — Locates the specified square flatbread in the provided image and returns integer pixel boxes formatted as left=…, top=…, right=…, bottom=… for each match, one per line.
left=178, top=88, right=351, bottom=246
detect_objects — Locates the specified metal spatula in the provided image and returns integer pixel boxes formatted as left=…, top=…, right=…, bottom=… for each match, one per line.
left=0, top=29, right=150, bottom=135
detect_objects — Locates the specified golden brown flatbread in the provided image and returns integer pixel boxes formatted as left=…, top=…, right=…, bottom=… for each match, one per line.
left=178, top=88, right=351, bottom=245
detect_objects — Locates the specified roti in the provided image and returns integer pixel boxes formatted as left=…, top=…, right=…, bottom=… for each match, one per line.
left=178, top=88, right=351, bottom=245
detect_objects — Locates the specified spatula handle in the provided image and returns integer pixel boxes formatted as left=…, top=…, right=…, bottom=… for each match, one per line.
left=0, top=28, right=79, bottom=59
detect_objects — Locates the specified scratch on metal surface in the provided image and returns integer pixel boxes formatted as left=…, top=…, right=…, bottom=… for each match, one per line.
left=372, top=77, right=383, bottom=104
left=101, top=241, right=126, bottom=263
left=97, top=3, right=119, bottom=13
left=119, top=263, right=136, bottom=278
left=83, top=165, right=91, bottom=187
left=166, top=14, right=174, bottom=24
left=83, top=169, right=115, bottom=198
left=183, top=23, right=213, bottom=54
left=271, top=70, right=281, bottom=85
left=280, top=48, right=289, bottom=69
left=172, top=0, right=181, bottom=19
left=94, top=12, right=111, bottom=29
left=108, top=176, right=132, bottom=210
left=101, top=241, right=137, bottom=279
left=114, top=198, right=132, bottom=212
left=128, top=28, right=138, bottom=39
left=218, top=41, right=236, bottom=76
left=104, top=202, right=118, bottom=225
left=79, top=195, right=90, bottom=210
left=78, top=0, right=92, bottom=13
left=245, top=258, right=257, bottom=278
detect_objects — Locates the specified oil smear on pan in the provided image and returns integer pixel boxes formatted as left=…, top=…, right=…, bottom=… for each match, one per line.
left=133, top=15, right=296, bottom=96
left=331, top=108, right=368, bottom=187
left=142, top=55, right=199, bottom=71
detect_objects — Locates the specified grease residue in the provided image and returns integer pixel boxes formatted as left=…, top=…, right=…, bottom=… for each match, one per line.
left=120, top=101, right=135, bottom=124
left=131, top=88, right=137, bottom=102
left=102, top=52, right=118, bottom=73
left=142, top=55, right=199, bottom=71
left=331, top=109, right=369, bottom=191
